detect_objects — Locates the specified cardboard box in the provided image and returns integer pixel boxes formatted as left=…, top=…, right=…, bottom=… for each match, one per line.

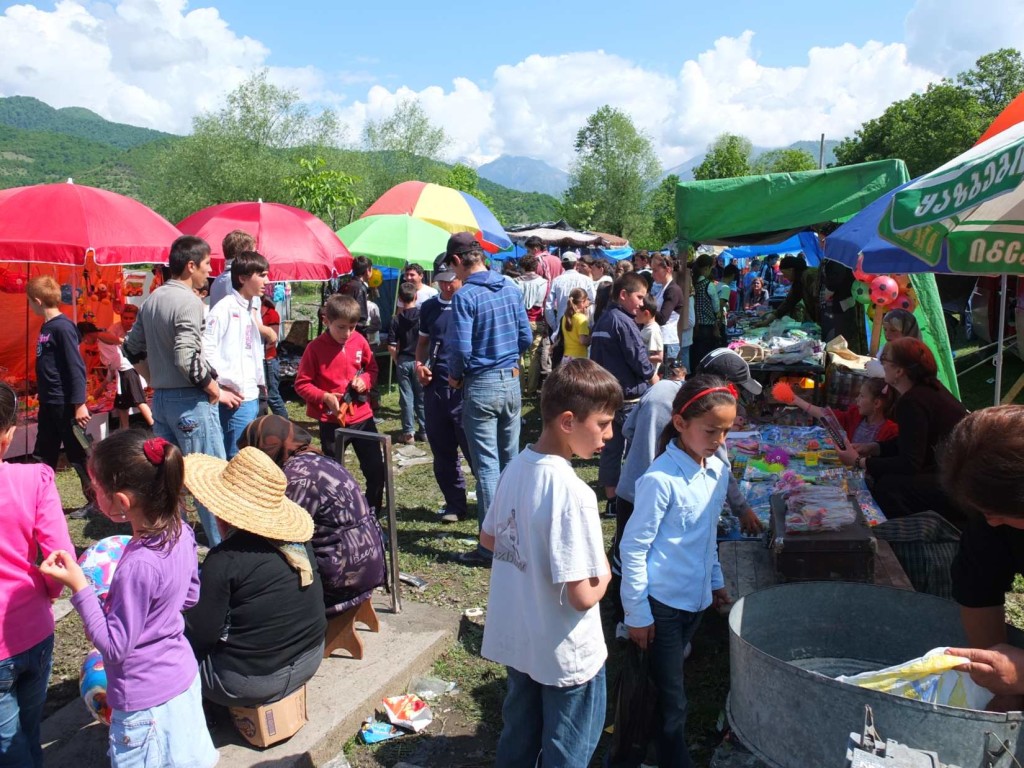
left=229, top=685, right=307, bottom=748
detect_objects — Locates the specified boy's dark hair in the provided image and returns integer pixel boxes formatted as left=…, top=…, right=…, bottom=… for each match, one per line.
left=723, top=264, right=740, bottom=281
left=940, top=406, right=1024, bottom=520
left=613, top=272, right=647, bottom=301
left=352, top=256, right=372, bottom=278
left=324, top=294, right=361, bottom=323
left=168, top=236, right=211, bottom=278
left=403, top=263, right=424, bottom=277
left=0, top=382, right=17, bottom=430
left=222, top=230, right=255, bottom=263
left=524, top=236, right=544, bottom=251
left=639, top=295, right=658, bottom=316
left=540, top=358, right=623, bottom=424
left=692, top=254, right=714, bottom=274
left=657, top=374, right=735, bottom=455
left=230, top=250, right=270, bottom=290
left=398, top=281, right=417, bottom=305
left=520, top=253, right=539, bottom=272
left=89, top=430, right=184, bottom=547
left=27, top=275, right=61, bottom=308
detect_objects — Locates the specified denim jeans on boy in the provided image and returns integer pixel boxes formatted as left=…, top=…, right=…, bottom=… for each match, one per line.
left=495, top=665, right=606, bottom=768
left=0, top=634, right=53, bottom=768
left=396, top=358, right=426, bottom=436
left=649, top=596, right=704, bottom=768
left=219, top=398, right=259, bottom=459
left=424, top=379, right=472, bottom=520
left=664, top=343, right=680, bottom=364
left=263, top=358, right=288, bottom=417
left=152, top=388, right=225, bottom=547
left=462, top=368, right=521, bottom=557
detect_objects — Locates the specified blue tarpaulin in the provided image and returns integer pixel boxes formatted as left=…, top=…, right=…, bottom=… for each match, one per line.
left=722, top=232, right=822, bottom=265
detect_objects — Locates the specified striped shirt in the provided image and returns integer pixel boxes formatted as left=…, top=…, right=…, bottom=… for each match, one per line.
left=446, top=269, right=532, bottom=379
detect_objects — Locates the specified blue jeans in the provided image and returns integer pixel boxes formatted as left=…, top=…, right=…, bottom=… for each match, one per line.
left=678, top=345, right=691, bottom=373
left=496, top=665, right=606, bottom=768
left=664, top=343, right=680, bottom=363
left=219, top=398, right=259, bottom=459
left=396, top=359, right=426, bottom=436
left=152, top=388, right=225, bottom=547
left=462, top=368, right=521, bottom=556
left=264, top=358, right=288, bottom=417
left=649, top=596, right=704, bottom=768
left=0, top=635, right=53, bottom=768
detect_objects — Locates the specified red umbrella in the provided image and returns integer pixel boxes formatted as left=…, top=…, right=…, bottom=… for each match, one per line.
left=177, top=201, right=353, bottom=280
left=0, top=181, right=182, bottom=266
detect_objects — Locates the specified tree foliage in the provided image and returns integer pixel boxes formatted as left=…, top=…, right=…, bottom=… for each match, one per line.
left=442, top=162, right=494, bottom=210
left=693, top=134, right=752, bottom=180
left=638, top=174, right=679, bottom=250
left=751, top=148, right=818, bottom=174
left=362, top=99, right=449, bottom=203
left=284, top=156, right=361, bottom=229
left=835, top=48, right=1024, bottom=177
left=562, top=105, right=661, bottom=241
left=149, top=70, right=344, bottom=222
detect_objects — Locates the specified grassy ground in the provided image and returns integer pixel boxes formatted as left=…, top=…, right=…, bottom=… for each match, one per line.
left=43, top=337, right=1024, bottom=767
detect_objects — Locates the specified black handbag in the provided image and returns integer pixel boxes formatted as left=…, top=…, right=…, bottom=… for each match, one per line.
left=607, top=643, right=658, bottom=767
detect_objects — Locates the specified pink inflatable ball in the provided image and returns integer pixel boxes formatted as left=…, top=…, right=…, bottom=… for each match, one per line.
left=851, top=280, right=872, bottom=305
left=892, top=291, right=918, bottom=312
left=869, top=275, right=900, bottom=307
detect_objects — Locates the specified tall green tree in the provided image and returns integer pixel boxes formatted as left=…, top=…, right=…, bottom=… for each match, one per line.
left=641, top=173, right=679, bottom=250
left=693, top=134, right=752, bottom=180
left=442, top=162, right=494, bottom=210
left=835, top=48, right=1024, bottom=177
left=361, top=98, right=449, bottom=203
left=751, top=148, right=818, bottom=174
left=562, top=105, right=661, bottom=241
left=284, top=156, right=361, bottom=229
left=149, top=70, right=344, bottom=222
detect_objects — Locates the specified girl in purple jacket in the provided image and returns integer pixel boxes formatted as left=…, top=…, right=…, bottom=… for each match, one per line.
left=41, top=431, right=218, bottom=768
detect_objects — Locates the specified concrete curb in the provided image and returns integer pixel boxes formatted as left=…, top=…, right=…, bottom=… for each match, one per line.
left=42, top=596, right=461, bottom=767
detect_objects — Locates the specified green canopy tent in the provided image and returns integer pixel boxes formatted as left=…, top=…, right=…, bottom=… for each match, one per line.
left=675, top=159, right=959, bottom=397
left=676, top=159, right=910, bottom=245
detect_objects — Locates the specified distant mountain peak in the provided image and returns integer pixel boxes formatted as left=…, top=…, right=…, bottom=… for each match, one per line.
left=477, top=154, right=569, bottom=197
left=0, top=95, right=174, bottom=149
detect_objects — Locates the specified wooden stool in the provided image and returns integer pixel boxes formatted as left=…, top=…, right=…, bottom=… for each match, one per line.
left=323, top=600, right=380, bottom=660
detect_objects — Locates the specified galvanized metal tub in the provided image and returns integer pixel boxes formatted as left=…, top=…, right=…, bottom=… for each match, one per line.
left=728, top=581, right=1024, bottom=767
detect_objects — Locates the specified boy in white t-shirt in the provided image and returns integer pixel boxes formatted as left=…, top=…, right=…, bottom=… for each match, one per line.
left=481, top=358, right=621, bottom=768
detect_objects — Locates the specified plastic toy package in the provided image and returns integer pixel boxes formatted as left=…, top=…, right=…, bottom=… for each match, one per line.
left=783, top=485, right=855, bottom=532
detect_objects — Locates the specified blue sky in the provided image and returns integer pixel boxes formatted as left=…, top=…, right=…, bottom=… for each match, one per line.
left=0, top=0, right=1019, bottom=168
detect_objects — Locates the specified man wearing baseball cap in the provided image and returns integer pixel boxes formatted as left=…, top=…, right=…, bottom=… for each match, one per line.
left=443, top=232, right=532, bottom=566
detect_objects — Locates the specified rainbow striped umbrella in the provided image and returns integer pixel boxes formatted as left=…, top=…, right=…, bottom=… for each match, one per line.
left=361, top=181, right=511, bottom=252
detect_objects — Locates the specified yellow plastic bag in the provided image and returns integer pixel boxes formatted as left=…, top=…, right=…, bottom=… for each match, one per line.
left=836, top=647, right=993, bottom=710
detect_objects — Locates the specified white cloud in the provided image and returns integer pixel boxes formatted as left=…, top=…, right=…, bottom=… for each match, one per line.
left=0, top=0, right=1006, bottom=174
left=905, top=0, right=1024, bottom=76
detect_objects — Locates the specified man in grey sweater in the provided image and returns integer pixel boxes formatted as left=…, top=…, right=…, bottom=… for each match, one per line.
left=125, top=236, right=242, bottom=546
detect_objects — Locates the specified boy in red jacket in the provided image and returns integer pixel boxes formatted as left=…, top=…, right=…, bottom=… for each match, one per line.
left=295, top=294, right=385, bottom=512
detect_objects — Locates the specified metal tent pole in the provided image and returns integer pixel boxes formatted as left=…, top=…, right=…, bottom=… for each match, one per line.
left=995, top=274, right=1008, bottom=406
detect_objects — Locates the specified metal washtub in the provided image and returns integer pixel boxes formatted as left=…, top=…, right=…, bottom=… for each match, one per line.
left=728, top=581, right=1024, bottom=767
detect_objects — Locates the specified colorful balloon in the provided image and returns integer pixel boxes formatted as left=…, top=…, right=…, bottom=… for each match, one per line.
left=893, top=275, right=912, bottom=292
left=80, top=648, right=112, bottom=725
left=892, top=291, right=918, bottom=312
left=851, top=280, right=872, bottom=305
left=77, top=535, right=131, bottom=609
left=870, top=275, right=900, bottom=307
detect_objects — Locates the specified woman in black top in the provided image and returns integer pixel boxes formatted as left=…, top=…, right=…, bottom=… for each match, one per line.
left=184, top=447, right=326, bottom=707
left=837, top=337, right=967, bottom=524
left=689, top=254, right=723, bottom=367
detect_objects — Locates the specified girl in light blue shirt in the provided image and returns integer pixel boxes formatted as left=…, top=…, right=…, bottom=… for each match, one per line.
left=619, top=374, right=737, bottom=768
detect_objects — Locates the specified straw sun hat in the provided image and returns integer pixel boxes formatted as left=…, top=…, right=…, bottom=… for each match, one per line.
left=184, top=447, right=313, bottom=542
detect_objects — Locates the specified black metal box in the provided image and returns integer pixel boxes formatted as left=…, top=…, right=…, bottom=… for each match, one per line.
left=769, top=494, right=876, bottom=583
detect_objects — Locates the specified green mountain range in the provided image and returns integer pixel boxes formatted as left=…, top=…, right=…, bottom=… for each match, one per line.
left=0, top=95, right=559, bottom=226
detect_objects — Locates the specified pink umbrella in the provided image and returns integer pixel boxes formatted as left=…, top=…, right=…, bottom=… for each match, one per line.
left=0, top=181, right=181, bottom=266
left=177, top=201, right=353, bottom=280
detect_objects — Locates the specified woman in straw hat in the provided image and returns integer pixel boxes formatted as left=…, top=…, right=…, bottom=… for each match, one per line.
left=183, top=447, right=327, bottom=708
left=238, top=415, right=386, bottom=615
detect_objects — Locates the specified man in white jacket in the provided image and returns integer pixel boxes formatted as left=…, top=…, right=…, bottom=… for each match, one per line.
left=204, top=250, right=270, bottom=457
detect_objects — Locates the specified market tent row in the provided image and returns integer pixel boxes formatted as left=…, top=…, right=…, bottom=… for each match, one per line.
left=722, top=232, right=823, bottom=266
left=674, top=160, right=958, bottom=396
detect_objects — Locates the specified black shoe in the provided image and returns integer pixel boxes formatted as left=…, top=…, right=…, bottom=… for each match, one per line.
left=457, top=550, right=493, bottom=568
left=414, top=431, right=427, bottom=442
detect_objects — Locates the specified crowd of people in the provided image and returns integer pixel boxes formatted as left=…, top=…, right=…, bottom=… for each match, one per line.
left=3, top=229, right=1024, bottom=768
